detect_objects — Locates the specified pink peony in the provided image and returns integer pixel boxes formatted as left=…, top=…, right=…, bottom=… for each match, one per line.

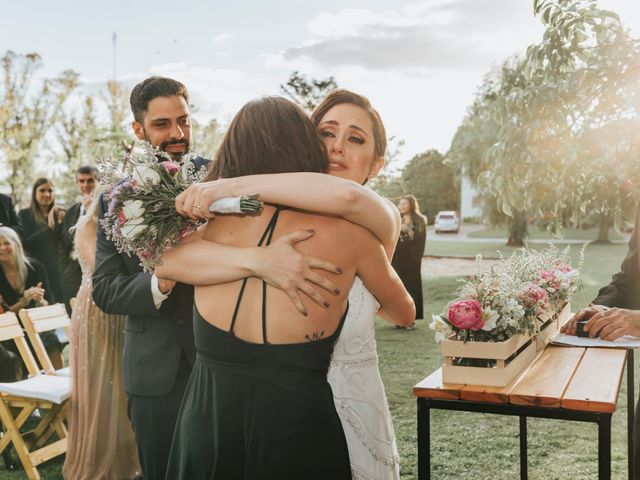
left=518, top=282, right=549, bottom=309
left=448, top=300, right=484, bottom=330
left=161, top=160, right=181, bottom=176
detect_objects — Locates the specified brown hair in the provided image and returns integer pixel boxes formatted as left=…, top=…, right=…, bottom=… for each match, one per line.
left=206, top=97, right=328, bottom=180
left=29, top=177, right=55, bottom=225
left=401, top=194, right=427, bottom=232
left=130, top=76, right=189, bottom=123
left=311, top=89, right=387, bottom=160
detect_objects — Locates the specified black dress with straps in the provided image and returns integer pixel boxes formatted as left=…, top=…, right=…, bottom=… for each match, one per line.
left=166, top=207, right=352, bottom=480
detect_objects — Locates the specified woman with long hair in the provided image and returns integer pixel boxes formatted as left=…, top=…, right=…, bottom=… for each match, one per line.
left=0, top=225, right=63, bottom=371
left=18, top=177, right=65, bottom=303
left=167, top=89, right=410, bottom=479
left=392, top=194, right=427, bottom=326
left=160, top=96, right=414, bottom=479
left=62, top=190, right=140, bottom=480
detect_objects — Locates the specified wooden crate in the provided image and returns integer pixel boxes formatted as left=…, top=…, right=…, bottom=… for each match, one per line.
left=442, top=333, right=537, bottom=387
left=536, top=303, right=571, bottom=351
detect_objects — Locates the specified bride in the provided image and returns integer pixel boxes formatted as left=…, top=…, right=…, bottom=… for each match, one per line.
left=171, top=89, right=409, bottom=479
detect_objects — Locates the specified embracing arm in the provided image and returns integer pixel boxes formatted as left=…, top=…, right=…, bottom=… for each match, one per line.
left=156, top=225, right=342, bottom=314
left=356, top=234, right=415, bottom=326
left=177, top=173, right=401, bottom=255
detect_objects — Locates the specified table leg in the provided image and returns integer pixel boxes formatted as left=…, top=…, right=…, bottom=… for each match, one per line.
left=598, top=414, right=612, bottom=480
left=627, top=349, right=635, bottom=480
left=519, top=416, right=528, bottom=480
left=417, top=398, right=431, bottom=480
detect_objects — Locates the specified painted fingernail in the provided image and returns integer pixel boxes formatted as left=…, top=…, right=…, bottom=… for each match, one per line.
left=336, top=267, right=343, bottom=274
left=323, top=301, right=330, bottom=308
left=307, top=229, right=315, bottom=234
left=302, top=311, right=308, bottom=317
left=334, top=288, right=340, bottom=295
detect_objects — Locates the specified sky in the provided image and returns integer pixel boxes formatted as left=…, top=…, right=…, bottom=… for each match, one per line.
left=2, top=0, right=639, bottom=167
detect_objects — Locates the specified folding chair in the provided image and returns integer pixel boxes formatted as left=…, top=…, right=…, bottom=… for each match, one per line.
left=0, top=311, right=70, bottom=479
left=18, top=304, right=71, bottom=377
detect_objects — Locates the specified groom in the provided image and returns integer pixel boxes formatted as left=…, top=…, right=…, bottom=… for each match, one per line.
left=93, top=76, right=208, bottom=479
left=561, top=204, right=640, bottom=469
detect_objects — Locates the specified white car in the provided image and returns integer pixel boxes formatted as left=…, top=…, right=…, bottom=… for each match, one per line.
left=434, top=211, right=460, bottom=233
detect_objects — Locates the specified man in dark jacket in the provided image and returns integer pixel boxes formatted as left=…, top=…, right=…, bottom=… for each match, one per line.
left=562, top=204, right=640, bottom=470
left=58, top=165, right=98, bottom=313
left=0, top=193, right=21, bottom=236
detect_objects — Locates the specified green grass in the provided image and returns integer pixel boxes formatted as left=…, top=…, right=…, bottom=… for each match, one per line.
left=467, top=226, right=624, bottom=242
left=377, top=239, right=634, bottom=479
left=0, top=240, right=632, bottom=479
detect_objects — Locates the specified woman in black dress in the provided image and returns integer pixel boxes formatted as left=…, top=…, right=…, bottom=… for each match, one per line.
left=161, top=97, right=414, bottom=480
left=392, top=194, right=427, bottom=327
left=0, top=226, right=64, bottom=374
left=18, top=178, right=65, bottom=303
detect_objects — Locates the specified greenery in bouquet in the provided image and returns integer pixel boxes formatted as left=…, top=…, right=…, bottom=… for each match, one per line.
left=430, top=246, right=582, bottom=344
left=98, top=142, right=262, bottom=272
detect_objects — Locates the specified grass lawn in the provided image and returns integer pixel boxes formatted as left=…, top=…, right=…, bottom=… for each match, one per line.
left=0, top=240, right=632, bottom=479
left=377, top=239, right=634, bottom=479
left=467, top=225, right=625, bottom=242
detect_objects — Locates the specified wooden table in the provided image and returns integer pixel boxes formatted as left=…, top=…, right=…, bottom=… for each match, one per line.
left=413, top=345, right=635, bottom=480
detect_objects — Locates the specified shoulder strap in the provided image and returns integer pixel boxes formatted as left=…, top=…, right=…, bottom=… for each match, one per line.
left=229, top=207, right=283, bottom=341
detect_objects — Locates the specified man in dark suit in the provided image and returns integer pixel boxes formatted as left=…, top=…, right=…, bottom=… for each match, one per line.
left=58, top=166, right=98, bottom=313
left=0, top=193, right=21, bottom=236
left=561, top=204, right=640, bottom=469
left=92, top=77, right=205, bottom=480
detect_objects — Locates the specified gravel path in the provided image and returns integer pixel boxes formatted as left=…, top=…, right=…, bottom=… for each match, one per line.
left=422, top=256, right=502, bottom=277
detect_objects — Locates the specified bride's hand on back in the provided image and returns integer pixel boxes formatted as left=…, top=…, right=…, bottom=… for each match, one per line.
left=255, top=230, right=343, bottom=316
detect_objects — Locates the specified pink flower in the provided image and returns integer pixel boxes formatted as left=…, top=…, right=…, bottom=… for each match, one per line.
left=556, top=264, right=572, bottom=273
left=161, top=161, right=180, bottom=176
left=448, top=300, right=484, bottom=330
left=518, top=282, right=549, bottom=309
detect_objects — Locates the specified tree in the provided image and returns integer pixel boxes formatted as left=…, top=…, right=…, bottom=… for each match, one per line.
left=483, top=0, right=640, bottom=243
left=0, top=51, right=79, bottom=204
left=401, top=150, right=459, bottom=223
left=193, top=117, right=225, bottom=160
left=280, top=71, right=338, bottom=113
left=448, top=57, right=532, bottom=245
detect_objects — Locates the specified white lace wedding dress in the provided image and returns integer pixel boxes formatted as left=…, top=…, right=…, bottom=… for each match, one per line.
left=328, top=277, right=401, bottom=480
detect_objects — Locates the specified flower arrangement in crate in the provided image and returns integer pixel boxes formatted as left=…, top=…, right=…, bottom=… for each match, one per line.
left=430, top=246, right=582, bottom=386
left=97, top=143, right=262, bottom=272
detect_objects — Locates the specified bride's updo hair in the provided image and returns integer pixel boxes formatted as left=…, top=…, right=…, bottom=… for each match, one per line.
left=205, top=96, right=328, bottom=180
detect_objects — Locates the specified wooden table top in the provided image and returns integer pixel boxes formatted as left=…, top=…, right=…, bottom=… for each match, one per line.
left=413, top=345, right=627, bottom=413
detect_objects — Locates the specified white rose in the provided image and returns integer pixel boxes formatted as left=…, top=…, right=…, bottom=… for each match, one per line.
left=132, top=165, right=161, bottom=186
left=120, top=219, right=147, bottom=241
left=122, top=200, right=146, bottom=220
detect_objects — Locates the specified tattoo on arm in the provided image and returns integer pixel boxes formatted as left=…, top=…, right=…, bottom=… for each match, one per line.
left=304, top=331, right=325, bottom=342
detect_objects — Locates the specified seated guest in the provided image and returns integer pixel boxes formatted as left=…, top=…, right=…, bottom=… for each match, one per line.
left=0, top=193, right=21, bottom=236
left=19, top=178, right=65, bottom=303
left=59, top=166, right=99, bottom=313
left=0, top=226, right=64, bottom=371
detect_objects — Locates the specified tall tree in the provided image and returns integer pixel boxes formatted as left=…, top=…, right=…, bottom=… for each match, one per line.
left=280, top=71, right=338, bottom=113
left=483, top=0, right=640, bottom=243
left=0, top=51, right=79, bottom=204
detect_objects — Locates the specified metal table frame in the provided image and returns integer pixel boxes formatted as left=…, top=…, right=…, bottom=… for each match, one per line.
left=416, top=349, right=635, bottom=480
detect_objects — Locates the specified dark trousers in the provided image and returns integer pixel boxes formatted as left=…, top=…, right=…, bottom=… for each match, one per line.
left=127, top=353, right=192, bottom=480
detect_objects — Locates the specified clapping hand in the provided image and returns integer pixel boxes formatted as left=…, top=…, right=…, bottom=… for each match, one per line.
left=23, top=282, right=45, bottom=305
left=47, top=207, right=66, bottom=229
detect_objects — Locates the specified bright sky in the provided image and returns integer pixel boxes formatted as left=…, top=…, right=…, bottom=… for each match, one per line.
left=2, top=0, right=639, bottom=165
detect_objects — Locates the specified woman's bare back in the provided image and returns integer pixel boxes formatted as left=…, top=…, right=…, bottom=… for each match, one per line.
left=195, top=205, right=381, bottom=345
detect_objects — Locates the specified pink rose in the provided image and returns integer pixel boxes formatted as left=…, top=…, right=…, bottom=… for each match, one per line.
left=161, top=160, right=180, bottom=176
left=448, top=300, right=484, bottom=330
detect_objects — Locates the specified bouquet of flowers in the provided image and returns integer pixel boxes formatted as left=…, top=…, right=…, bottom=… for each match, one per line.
left=98, top=143, right=262, bottom=272
left=430, top=246, right=582, bottom=344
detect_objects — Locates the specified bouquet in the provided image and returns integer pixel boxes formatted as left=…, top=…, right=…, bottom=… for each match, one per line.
left=430, top=246, right=582, bottom=344
left=98, top=143, right=263, bottom=272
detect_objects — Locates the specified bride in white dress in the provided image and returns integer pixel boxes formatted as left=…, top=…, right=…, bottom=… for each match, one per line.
left=171, top=89, right=411, bottom=479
